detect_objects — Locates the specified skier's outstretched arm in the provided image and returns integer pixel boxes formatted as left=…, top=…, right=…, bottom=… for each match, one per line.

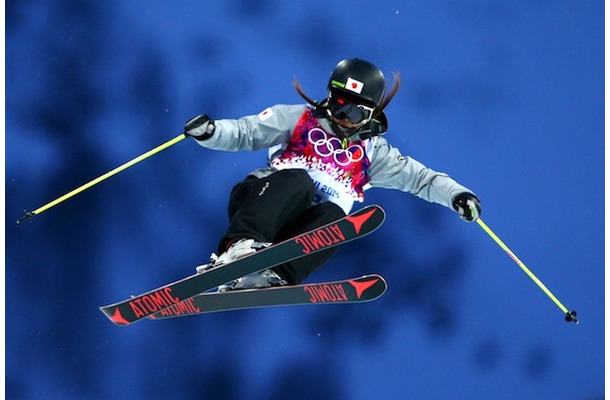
left=367, top=137, right=481, bottom=221
left=184, top=105, right=307, bottom=152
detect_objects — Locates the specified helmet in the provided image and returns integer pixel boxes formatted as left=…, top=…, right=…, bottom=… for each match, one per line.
left=327, top=58, right=386, bottom=108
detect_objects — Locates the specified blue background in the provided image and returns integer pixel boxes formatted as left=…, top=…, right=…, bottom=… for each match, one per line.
left=6, top=1, right=605, bottom=399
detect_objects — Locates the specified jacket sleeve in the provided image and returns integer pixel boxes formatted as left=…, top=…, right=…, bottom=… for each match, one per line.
left=367, top=137, right=475, bottom=209
left=193, top=104, right=307, bottom=152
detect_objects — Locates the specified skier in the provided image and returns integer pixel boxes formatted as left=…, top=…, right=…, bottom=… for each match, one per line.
left=184, top=58, right=481, bottom=291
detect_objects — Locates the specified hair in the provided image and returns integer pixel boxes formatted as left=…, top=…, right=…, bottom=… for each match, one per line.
left=293, top=71, right=402, bottom=117
left=374, top=71, right=401, bottom=117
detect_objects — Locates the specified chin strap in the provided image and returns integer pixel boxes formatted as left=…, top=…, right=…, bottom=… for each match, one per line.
left=329, top=118, right=358, bottom=139
left=354, top=118, right=387, bottom=140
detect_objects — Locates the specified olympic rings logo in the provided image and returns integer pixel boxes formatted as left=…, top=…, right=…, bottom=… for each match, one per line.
left=307, top=128, right=364, bottom=166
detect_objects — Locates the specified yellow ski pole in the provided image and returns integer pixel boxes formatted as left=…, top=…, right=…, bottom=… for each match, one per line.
left=17, top=133, right=187, bottom=223
left=475, top=218, right=578, bottom=324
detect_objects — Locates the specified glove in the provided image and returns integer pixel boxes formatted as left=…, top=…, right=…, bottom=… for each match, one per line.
left=184, top=114, right=215, bottom=140
left=452, top=193, right=481, bottom=222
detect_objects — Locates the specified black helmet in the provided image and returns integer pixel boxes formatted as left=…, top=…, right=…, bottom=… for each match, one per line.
left=327, top=58, right=386, bottom=108
left=294, top=58, right=400, bottom=139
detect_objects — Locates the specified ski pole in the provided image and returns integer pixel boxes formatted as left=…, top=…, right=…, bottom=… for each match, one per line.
left=17, top=133, right=187, bottom=224
left=475, top=217, right=578, bottom=324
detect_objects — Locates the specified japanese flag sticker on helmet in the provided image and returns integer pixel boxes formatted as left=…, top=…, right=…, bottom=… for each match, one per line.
left=345, top=77, right=364, bottom=94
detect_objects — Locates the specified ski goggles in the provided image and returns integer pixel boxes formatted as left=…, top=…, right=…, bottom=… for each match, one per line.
left=328, top=96, right=375, bottom=125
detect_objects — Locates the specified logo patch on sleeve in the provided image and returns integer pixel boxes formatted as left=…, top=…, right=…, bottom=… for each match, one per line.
left=345, top=77, right=364, bottom=94
left=258, top=107, right=274, bottom=121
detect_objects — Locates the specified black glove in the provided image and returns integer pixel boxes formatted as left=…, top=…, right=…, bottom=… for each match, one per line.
left=452, top=193, right=481, bottom=222
left=184, top=114, right=215, bottom=140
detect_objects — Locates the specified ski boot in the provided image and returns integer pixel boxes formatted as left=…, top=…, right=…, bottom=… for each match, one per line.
left=195, top=238, right=285, bottom=291
left=195, top=238, right=270, bottom=273
left=218, top=269, right=287, bottom=292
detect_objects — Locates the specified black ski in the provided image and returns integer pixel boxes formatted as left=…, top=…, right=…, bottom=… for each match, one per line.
left=148, top=274, right=387, bottom=319
left=100, top=204, right=385, bottom=326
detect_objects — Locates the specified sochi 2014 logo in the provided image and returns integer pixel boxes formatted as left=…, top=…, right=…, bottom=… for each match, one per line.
left=308, top=128, right=364, bottom=166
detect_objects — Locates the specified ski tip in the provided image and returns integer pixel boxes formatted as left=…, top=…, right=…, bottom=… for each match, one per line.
left=349, top=274, right=388, bottom=300
left=356, top=273, right=386, bottom=283
left=346, top=206, right=386, bottom=235
left=363, top=204, right=386, bottom=218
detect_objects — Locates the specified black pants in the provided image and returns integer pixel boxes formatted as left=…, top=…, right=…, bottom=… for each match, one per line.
left=219, top=169, right=346, bottom=284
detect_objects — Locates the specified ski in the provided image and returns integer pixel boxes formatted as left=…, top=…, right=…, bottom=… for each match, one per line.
left=148, top=274, right=387, bottom=319
left=100, top=204, right=385, bottom=326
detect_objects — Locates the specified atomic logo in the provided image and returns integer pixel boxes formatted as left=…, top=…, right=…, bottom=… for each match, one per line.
left=349, top=278, right=379, bottom=299
left=345, top=208, right=376, bottom=234
left=109, top=308, right=129, bottom=325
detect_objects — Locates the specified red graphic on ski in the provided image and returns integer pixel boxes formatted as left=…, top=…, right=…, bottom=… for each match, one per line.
left=110, top=308, right=130, bottom=325
left=345, top=208, right=377, bottom=234
left=349, top=278, right=380, bottom=299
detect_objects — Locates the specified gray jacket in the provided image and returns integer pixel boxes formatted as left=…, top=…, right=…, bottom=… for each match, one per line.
left=195, top=104, right=474, bottom=214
